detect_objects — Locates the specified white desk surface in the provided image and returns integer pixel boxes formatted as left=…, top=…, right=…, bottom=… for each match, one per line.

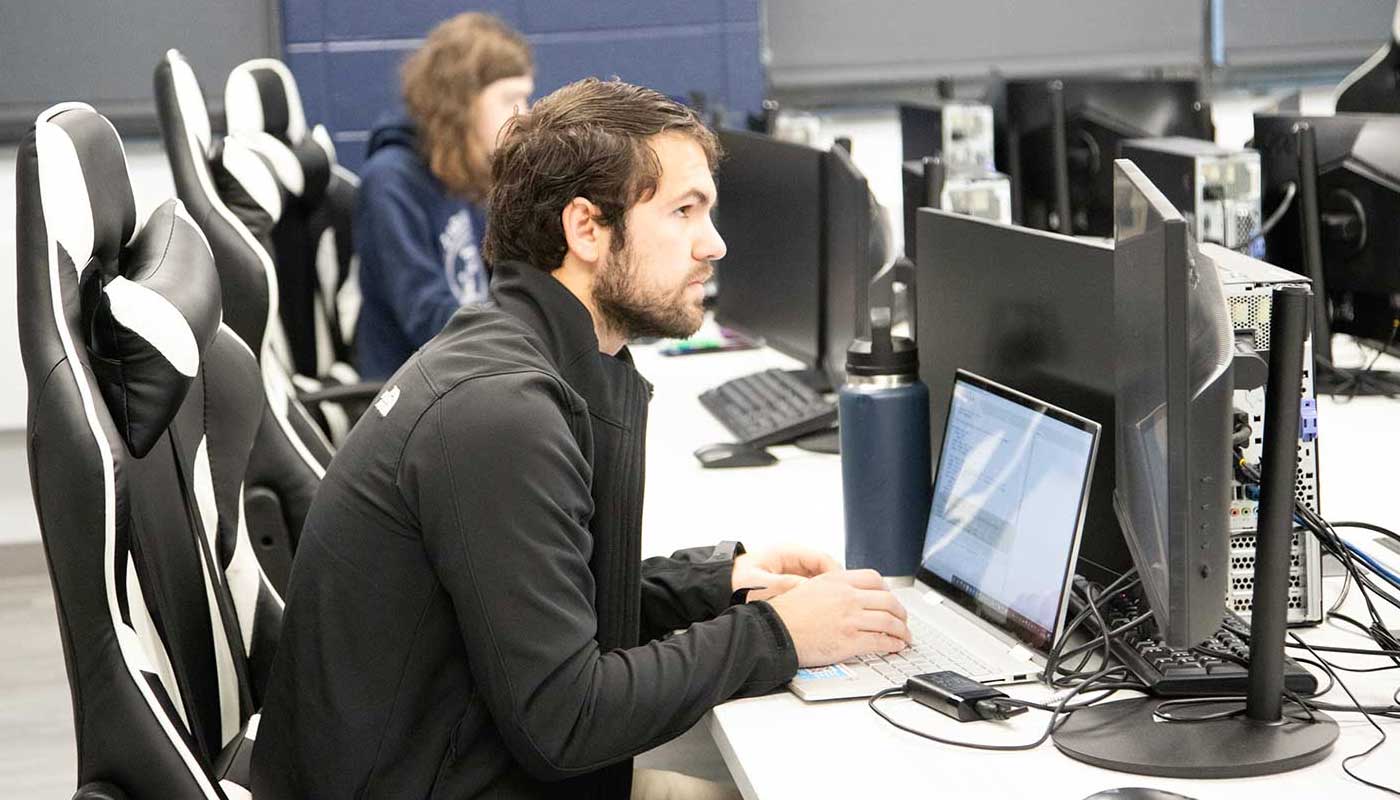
left=631, top=339, right=1400, bottom=800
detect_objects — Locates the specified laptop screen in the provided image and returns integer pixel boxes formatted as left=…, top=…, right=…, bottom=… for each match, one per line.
left=917, top=371, right=1100, bottom=653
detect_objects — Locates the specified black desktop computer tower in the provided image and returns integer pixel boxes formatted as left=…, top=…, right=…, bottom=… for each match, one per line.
left=1121, top=138, right=1263, bottom=257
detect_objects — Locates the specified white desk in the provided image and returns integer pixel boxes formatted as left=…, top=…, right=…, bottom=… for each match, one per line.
left=632, top=341, right=1400, bottom=800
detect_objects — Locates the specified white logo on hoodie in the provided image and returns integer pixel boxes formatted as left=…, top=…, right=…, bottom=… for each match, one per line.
left=439, top=210, right=486, bottom=304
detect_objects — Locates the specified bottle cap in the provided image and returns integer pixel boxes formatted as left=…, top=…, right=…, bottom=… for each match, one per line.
left=846, top=306, right=918, bottom=377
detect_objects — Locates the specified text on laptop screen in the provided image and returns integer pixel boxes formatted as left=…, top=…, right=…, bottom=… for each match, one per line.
left=920, top=377, right=1096, bottom=650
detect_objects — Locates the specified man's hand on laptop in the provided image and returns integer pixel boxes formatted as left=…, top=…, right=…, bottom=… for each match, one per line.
left=766, top=569, right=911, bottom=667
left=732, top=544, right=841, bottom=602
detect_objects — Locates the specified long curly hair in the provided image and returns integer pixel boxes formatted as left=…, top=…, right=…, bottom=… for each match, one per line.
left=401, top=13, right=532, bottom=201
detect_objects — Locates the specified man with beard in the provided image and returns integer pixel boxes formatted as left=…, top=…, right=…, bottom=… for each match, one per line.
left=252, top=79, right=910, bottom=800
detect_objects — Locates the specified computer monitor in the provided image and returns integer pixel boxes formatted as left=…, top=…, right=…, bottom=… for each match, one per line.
left=822, top=144, right=877, bottom=382
left=1112, top=159, right=1234, bottom=649
left=913, top=208, right=1129, bottom=585
left=901, top=159, right=938, bottom=260
left=714, top=128, right=883, bottom=384
left=1003, top=78, right=1210, bottom=237
left=1253, top=112, right=1400, bottom=344
left=714, top=129, right=825, bottom=369
left=1051, top=160, right=1336, bottom=780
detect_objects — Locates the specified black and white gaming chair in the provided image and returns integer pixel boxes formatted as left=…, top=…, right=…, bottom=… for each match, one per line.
left=225, top=57, right=361, bottom=381
left=154, top=50, right=334, bottom=590
left=17, top=103, right=281, bottom=799
left=157, top=50, right=373, bottom=448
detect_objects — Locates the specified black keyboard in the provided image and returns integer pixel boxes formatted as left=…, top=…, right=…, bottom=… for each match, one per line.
left=1075, top=590, right=1318, bottom=698
left=698, top=369, right=837, bottom=448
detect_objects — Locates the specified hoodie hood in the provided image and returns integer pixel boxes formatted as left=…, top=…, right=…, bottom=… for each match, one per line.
left=365, top=111, right=419, bottom=160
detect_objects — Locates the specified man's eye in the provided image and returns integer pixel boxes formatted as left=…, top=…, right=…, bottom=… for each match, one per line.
left=675, top=205, right=692, bottom=217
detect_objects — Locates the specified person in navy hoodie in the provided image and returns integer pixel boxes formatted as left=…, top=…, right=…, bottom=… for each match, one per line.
left=354, top=13, right=534, bottom=379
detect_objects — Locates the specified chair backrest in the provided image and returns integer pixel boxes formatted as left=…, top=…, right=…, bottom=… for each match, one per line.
left=17, top=103, right=281, bottom=798
left=226, top=58, right=361, bottom=378
left=156, top=50, right=332, bottom=588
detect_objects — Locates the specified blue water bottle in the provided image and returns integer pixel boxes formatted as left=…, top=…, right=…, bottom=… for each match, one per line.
left=839, top=262, right=930, bottom=576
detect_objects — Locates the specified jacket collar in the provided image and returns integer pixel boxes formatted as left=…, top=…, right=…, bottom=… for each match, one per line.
left=490, top=260, right=650, bottom=426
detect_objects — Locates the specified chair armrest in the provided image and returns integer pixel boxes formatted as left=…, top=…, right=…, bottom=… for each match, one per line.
left=296, top=380, right=384, bottom=405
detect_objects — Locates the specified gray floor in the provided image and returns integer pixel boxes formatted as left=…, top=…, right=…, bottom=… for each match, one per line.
left=0, top=570, right=75, bottom=798
left=0, top=557, right=737, bottom=796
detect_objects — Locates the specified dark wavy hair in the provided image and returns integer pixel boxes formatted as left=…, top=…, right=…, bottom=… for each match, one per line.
left=482, top=78, right=720, bottom=269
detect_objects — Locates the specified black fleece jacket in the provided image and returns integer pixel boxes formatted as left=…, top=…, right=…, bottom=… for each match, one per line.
left=250, top=260, right=798, bottom=799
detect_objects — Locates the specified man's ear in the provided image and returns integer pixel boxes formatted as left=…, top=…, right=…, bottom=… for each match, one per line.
left=560, top=197, right=608, bottom=267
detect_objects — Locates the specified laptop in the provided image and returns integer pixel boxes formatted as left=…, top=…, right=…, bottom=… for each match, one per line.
left=790, top=370, right=1101, bottom=701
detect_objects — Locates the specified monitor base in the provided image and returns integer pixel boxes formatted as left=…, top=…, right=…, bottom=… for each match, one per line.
left=1052, top=697, right=1337, bottom=779
left=793, top=428, right=839, bottom=454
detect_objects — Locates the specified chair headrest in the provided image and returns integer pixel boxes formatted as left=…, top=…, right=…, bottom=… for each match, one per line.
left=86, top=196, right=222, bottom=457
left=160, top=49, right=214, bottom=158
left=224, top=59, right=334, bottom=205
left=226, top=59, right=308, bottom=145
left=212, top=135, right=284, bottom=227
left=34, top=104, right=138, bottom=273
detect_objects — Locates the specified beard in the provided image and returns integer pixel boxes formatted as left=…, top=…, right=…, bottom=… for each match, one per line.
left=593, top=240, right=710, bottom=341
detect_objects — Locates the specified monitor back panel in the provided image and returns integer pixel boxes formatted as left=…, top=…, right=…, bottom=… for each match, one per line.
left=915, top=209, right=1127, bottom=582
left=714, top=129, right=825, bottom=368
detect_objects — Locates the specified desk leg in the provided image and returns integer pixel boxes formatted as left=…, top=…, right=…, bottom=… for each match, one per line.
left=705, top=711, right=760, bottom=800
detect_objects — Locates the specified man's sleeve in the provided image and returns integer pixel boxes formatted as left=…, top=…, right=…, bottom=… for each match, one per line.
left=358, top=168, right=463, bottom=347
left=638, top=544, right=745, bottom=642
left=398, top=374, right=798, bottom=782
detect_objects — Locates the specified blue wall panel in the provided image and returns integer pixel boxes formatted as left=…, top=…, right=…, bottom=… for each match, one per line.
left=282, top=0, right=325, bottom=44
left=282, top=1, right=767, bottom=175
left=322, top=0, right=522, bottom=42
left=284, top=51, right=328, bottom=129
left=724, top=24, right=764, bottom=118
left=531, top=30, right=728, bottom=101
left=521, top=1, right=721, bottom=33
left=325, top=48, right=412, bottom=133
left=724, top=0, right=760, bottom=23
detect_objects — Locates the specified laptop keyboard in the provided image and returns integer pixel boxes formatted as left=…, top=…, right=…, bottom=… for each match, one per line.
left=843, top=615, right=995, bottom=685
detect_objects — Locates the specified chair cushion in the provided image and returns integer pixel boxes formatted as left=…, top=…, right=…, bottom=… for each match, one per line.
left=86, top=198, right=221, bottom=457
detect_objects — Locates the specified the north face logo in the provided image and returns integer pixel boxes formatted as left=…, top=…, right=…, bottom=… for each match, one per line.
left=375, top=385, right=401, bottom=417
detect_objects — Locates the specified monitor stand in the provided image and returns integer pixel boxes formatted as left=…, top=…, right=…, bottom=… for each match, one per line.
left=793, top=428, right=839, bottom=454
left=1053, top=287, right=1338, bottom=778
left=1052, top=698, right=1337, bottom=778
left=785, top=367, right=833, bottom=395
left=788, top=368, right=838, bottom=453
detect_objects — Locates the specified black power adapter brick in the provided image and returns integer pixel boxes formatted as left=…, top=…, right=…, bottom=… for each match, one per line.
left=904, top=671, right=1027, bottom=722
